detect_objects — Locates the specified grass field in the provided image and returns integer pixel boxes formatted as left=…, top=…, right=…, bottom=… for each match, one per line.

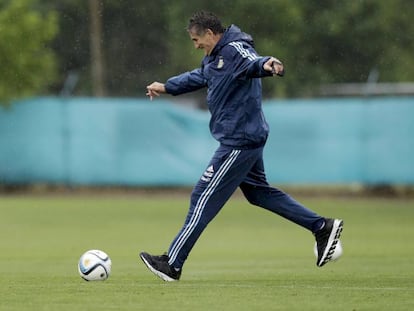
left=0, top=192, right=413, bottom=310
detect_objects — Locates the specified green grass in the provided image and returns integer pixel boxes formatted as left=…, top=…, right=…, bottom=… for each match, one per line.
left=0, top=193, right=413, bottom=310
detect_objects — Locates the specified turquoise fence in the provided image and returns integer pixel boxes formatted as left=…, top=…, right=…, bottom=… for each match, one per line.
left=0, top=96, right=413, bottom=185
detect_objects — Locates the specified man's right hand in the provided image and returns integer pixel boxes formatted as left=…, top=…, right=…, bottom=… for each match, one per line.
left=146, top=82, right=166, bottom=100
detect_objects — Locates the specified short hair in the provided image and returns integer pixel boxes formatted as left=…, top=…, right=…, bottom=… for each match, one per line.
left=187, top=11, right=225, bottom=35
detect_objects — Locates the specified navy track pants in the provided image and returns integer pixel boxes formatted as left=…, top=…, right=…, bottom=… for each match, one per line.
left=167, top=144, right=323, bottom=269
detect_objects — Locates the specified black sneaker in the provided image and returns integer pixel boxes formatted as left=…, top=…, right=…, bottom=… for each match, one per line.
left=314, top=218, right=344, bottom=267
left=139, top=252, right=181, bottom=281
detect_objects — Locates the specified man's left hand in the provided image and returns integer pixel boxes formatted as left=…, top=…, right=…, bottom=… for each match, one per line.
left=263, top=57, right=284, bottom=76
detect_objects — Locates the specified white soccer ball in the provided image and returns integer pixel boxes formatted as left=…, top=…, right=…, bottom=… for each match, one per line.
left=314, top=239, right=343, bottom=261
left=78, top=249, right=112, bottom=281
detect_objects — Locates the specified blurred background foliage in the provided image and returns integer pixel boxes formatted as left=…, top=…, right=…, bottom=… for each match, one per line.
left=0, top=0, right=413, bottom=106
left=0, top=0, right=57, bottom=104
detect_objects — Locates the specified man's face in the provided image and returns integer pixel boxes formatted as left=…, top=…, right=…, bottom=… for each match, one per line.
left=188, top=28, right=217, bottom=55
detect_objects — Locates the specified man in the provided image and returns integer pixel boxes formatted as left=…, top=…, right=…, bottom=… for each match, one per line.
left=140, top=11, right=343, bottom=281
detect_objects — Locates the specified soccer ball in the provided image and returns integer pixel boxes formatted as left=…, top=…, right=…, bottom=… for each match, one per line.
left=78, top=249, right=112, bottom=281
left=314, top=239, right=343, bottom=261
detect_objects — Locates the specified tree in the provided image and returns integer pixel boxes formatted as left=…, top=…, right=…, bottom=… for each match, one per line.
left=0, top=0, right=58, bottom=106
left=89, top=0, right=105, bottom=96
left=165, top=0, right=414, bottom=98
left=102, top=0, right=170, bottom=97
left=32, top=0, right=414, bottom=100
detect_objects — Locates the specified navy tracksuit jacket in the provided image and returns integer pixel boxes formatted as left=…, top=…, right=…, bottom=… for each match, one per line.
left=164, top=25, right=323, bottom=269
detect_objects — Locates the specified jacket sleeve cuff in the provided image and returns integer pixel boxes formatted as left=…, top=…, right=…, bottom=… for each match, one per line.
left=258, top=57, right=273, bottom=77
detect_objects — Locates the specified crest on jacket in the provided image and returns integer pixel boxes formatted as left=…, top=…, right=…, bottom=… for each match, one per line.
left=217, top=56, right=224, bottom=69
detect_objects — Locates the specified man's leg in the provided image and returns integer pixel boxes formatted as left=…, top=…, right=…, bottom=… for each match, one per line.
left=168, top=146, right=262, bottom=269
left=140, top=145, right=262, bottom=280
left=239, top=156, right=323, bottom=232
left=240, top=182, right=324, bottom=232
left=239, top=152, right=343, bottom=266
